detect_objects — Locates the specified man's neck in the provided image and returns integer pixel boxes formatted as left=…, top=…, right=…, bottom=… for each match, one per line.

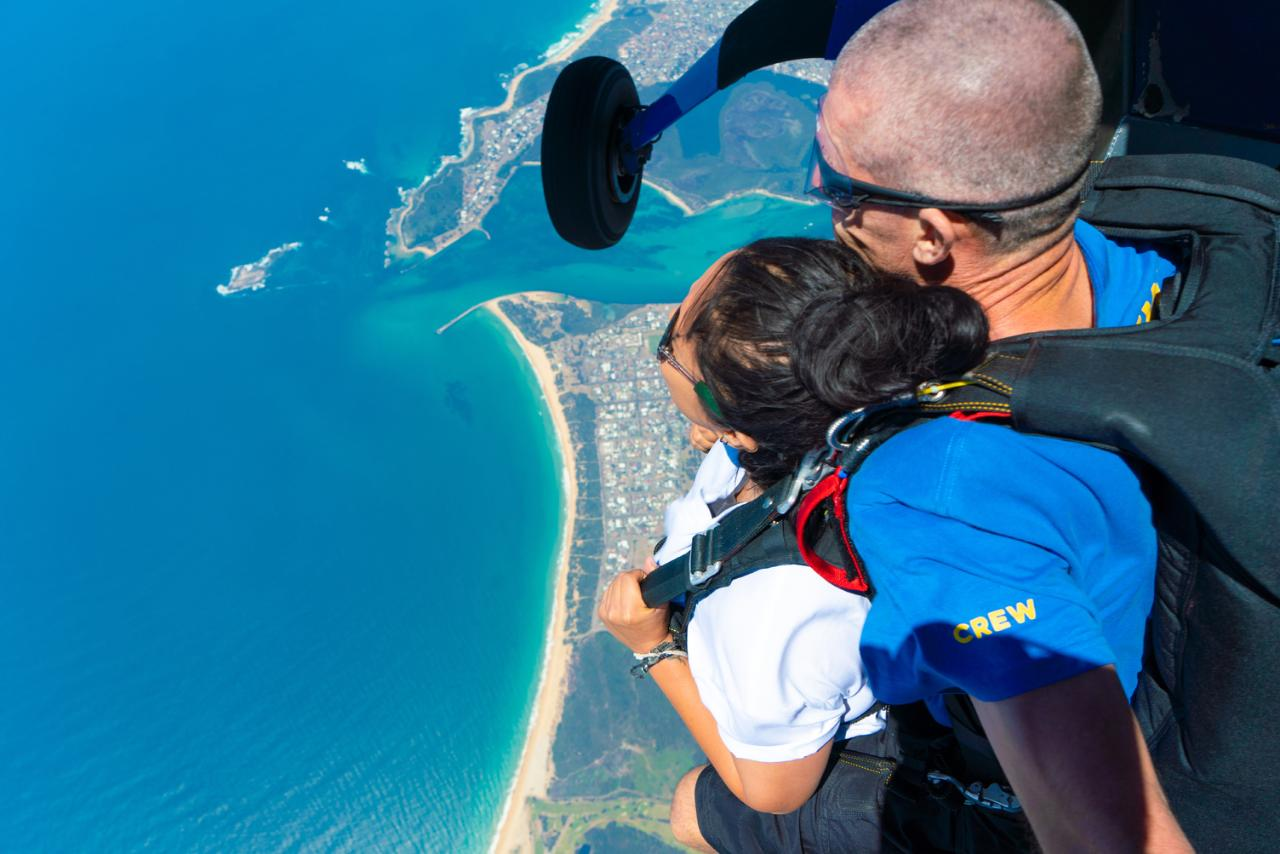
left=942, top=227, right=1094, bottom=341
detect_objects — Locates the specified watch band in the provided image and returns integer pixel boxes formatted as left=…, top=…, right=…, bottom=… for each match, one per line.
left=630, top=638, right=687, bottom=678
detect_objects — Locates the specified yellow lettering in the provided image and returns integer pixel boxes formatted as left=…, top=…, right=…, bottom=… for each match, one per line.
left=957, top=600, right=1037, bottom=642
left=1008, top=599, right=1037, bottom=624
left=1140, top=301, right=1153, bottom=322
left=989, top=610, right=1011, bottom=632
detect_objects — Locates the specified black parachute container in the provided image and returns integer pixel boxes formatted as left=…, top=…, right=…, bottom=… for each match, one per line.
left=957, top=154, right=1280, bottom=847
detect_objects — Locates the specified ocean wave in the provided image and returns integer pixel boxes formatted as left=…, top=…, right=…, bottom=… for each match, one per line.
left=540, top=0, right=607, bottom=62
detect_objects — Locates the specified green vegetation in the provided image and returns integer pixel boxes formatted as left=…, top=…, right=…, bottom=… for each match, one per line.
left=583, top=822, right=686, bottom=854
left=644, top=75, right=823, bottom=210
left=551, top=634, right=701, bottom=800
left=399, top=166, right=465, bottom=247
left=529, top=796, right=685, bottom=853
left=499, top=298, right=625, bottom=345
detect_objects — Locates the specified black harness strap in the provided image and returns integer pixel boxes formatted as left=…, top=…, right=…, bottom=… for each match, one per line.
left=672, top=517, right=807, bottom=639
left=913, top=353, right=1023, bottom=420
left=640, top=473, right=796, bottom=608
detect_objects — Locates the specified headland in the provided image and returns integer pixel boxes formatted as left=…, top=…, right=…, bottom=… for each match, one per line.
left=386, top=0, right=828, bottom=263
left=387, top=0, right=622, bottom=261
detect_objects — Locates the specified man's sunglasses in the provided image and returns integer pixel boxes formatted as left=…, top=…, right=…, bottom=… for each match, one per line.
left=656, top=308, right=725, bottom=420
left=803, top=108, right=1090, bottom=225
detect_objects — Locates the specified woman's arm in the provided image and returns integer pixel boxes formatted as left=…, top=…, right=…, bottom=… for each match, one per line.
left=599, top=569, right=831, bottom=814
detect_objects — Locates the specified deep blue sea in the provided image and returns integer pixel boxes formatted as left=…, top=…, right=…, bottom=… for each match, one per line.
left=0, top=1, right=821, bottom=850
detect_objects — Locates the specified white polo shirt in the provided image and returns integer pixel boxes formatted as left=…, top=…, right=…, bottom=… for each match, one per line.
left=656, top=443, right=883, bottom=763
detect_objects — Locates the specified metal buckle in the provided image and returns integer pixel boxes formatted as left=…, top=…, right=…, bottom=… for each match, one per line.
left=688, top=560, right=720, bottom=586
left=686, top=529, right=721, bottom=587
left=776, top=448, right=829, bottom=515
left=916, top=380, right=948, bottom=402
left=926, top=771, right=1023, bottom=813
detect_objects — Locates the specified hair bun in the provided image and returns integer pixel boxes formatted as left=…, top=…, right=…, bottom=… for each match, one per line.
left=914, top=285, right=991, bottom=374
left=791, top=281, right=988, bottom=411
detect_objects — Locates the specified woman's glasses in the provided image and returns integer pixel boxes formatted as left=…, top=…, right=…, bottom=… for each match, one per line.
left=656, top=308, right=725, bottom=420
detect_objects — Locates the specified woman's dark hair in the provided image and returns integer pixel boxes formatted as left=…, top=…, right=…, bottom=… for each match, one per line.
left=686, top=237, right=989, bottom=487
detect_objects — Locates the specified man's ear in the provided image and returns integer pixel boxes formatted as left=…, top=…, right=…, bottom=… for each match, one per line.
left=720, top=429, right=759, bottom=454
left=831, top=207, right=857, bottom=251
left=913, top=208, right=960, bottom=267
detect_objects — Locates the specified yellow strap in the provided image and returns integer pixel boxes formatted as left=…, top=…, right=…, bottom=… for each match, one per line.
left=917, top=381, right=971, bottom=399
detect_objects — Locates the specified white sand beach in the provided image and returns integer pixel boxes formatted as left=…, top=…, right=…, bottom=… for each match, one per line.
left=483, top=295, right=579, bottom=854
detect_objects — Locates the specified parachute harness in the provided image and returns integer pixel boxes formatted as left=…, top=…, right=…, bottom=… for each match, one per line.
left=639, top=361, right=1021, bottom=611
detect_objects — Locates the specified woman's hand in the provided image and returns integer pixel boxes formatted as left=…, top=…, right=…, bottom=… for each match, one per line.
left=598, top=569, right=672, bottom=654
left=688, top=424, right=720, bottom=453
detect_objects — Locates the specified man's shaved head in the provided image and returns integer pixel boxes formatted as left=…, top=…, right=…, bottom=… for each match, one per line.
left=829, top=0, right=1101, bottom=248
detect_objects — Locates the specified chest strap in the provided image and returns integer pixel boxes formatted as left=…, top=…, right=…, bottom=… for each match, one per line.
left=641, top=367, right=1034, bottom=612
left=640, top=449, right=828, bottom=608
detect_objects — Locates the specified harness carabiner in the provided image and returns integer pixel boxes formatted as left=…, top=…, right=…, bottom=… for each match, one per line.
left=776, top=448, right=830, bottom=515
left=926, top=771, right=1023, bottom=813
left=827, top=380, right=974, bottom=454
left=826, top=392, right=912, bottom=453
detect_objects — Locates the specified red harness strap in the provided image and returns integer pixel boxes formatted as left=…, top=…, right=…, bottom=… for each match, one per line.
left=796, top=414, right=1008, bottom=594
left=794, top=472, right=871, bottom=594
left=949, top=410, right=1012, bottom=423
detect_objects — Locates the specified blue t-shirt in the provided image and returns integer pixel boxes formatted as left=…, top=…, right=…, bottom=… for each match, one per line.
left=850, top=221, right=1176, bottom=720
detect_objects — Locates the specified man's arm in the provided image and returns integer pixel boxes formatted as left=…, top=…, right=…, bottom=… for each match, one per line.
left=973, top=665, right=1191, bottom=854
left=599, top=569, right=830, bottom=814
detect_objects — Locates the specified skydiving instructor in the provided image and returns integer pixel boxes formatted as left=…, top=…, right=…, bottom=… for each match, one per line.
left=603, top=0, right=1195, bottom=851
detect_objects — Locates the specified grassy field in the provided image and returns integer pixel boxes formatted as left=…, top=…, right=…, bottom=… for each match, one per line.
left=530, top=795, right=686, bottom=852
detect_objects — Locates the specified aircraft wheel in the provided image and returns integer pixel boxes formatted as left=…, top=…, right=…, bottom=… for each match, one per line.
left=541, top=57, right=643, bottom=250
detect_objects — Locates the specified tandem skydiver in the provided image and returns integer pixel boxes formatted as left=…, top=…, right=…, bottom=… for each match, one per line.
left=606, top=0, right=1197, bottom=850
left=600, top=237, right=992, bottom=851
left=805, top=3, right=1191, bottom=847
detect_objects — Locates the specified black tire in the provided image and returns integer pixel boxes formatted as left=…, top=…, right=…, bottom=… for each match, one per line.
left=541, top=57, right=643, bottom=250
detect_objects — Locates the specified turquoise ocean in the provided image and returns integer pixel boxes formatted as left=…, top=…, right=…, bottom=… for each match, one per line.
left=0, top=1, right=821, bottom=850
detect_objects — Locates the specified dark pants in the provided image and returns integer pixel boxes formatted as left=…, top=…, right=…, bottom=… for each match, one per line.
left=694, top=726, right=898, bottom=854
left=693, top=709, right=1036, bottom=853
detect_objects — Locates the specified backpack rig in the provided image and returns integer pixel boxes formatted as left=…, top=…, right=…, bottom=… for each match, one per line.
left=642, top=153, right=1280, bottom=849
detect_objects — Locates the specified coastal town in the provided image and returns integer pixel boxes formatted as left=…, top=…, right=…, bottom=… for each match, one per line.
left=545, top=306, right=698, bottom=571
left=492, top=295, right=701, bottom=618
left=388, top=0, right=829, bottom=260
left=476, top=293, right=703, bottom=852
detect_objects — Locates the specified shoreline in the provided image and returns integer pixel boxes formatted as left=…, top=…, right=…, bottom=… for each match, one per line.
left=480, top=294, right=578, bottom=854
left=388, top=0, right=828, bottom=263
left=389, top=0, right=620, bottom=261
left=642, top=177, right=819, bottom=217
